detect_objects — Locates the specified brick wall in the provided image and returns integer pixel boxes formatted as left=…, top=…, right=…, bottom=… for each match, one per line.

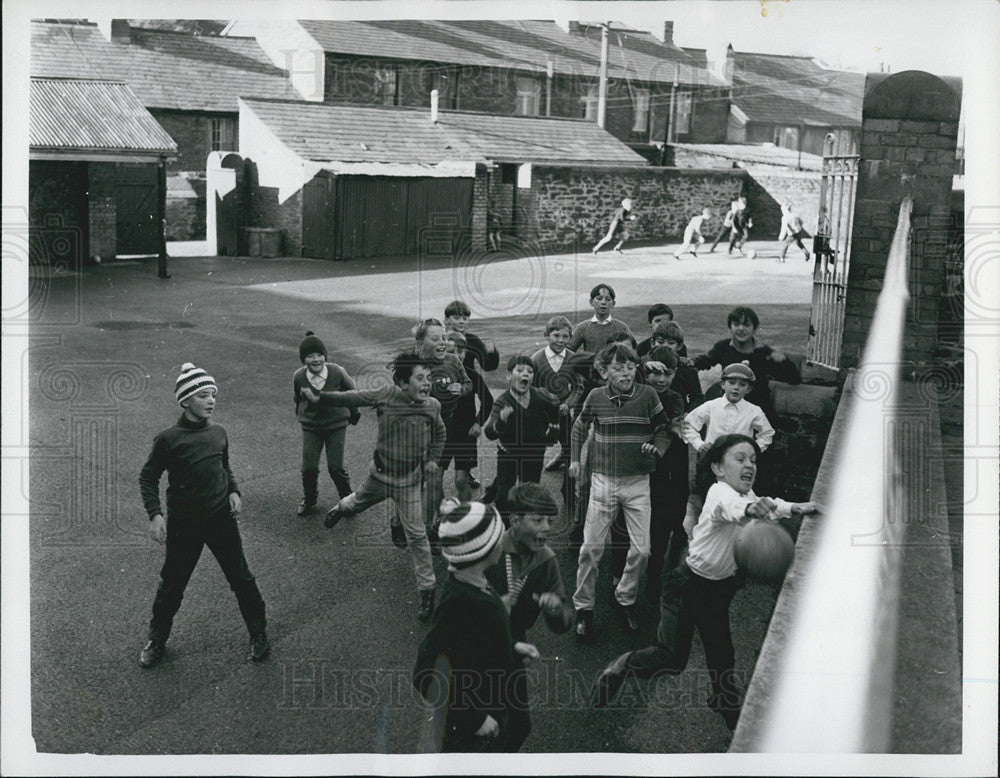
left=88, top=163, right=118, bottom=259
left=471, top=164, right=489, bottom=250
left=519, top=164, right=745, bottom=252
left=840, top=71, right=961, bottom=370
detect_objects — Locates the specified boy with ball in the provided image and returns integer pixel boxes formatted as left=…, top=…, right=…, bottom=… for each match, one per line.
left=590, top=433, right=820, bottom=731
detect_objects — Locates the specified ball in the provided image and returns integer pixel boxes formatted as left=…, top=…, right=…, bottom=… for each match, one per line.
left=733, top=520, right=795, bottom=582
left=746, top=249, right=757, bottom=260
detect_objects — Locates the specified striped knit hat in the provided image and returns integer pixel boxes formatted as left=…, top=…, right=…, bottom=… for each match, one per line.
left=438, top=502, right=503, bottom=568
left=175, top=363, right=217, bottom=405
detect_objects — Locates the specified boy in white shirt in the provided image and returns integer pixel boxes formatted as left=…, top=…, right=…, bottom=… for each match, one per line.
left=682, top=361, right=774, bottom=535
left=674, top=207, right=711, bottom=260
left=590, top=433, right=820, bottom=730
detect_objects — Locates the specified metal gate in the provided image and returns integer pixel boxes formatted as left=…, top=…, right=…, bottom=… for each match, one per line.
left=114, top=163, right=161, bottom=255
left=807, top=145, right=859, bottom=369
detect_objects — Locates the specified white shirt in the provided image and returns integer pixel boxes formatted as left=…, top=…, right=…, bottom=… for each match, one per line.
left=544, top=345, right=565, bottom=373
left=686, top=482, right=793, bottom=580
left=306, top=364, right=329, bottom=391
left=589, top=315, right=612, bottom=325
left=683, top=396, right=774, bottom=451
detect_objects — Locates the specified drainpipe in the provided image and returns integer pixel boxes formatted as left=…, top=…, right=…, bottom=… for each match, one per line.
left=430, top=89, right=439, bottom=123
left=546, top=60, right=553, bottom=117
left=597, top=23, right=608, bottom=128
left=157, top=155, right=169, bottom=279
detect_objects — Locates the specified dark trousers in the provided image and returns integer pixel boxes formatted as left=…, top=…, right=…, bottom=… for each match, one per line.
left=302, top=427, right=351, bottom=498
left=506, top=659, right=531, bottom=752
left=148, top=508, right=266, bottom=642
left=780, top=230, right=810, bottom=258
left=624, top=563, right=742, bottom=711
left=494, top=448, right=544, bottom=525
left=709, top=222, right=731, bottom=251
left=728, top=227, right=749, bottom=252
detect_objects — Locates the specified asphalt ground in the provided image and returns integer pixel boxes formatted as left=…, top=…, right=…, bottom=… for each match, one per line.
left=23, top=239, right=814, bottom=756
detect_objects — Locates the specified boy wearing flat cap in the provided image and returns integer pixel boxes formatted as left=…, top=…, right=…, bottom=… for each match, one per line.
left=681, top=361, right=775, bottom=536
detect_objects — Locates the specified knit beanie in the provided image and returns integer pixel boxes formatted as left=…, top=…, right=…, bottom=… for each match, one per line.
left=722, top=360, right=756, bottom=383
left=175, top=363, right=217, bottom=405
left=299, top=331, right=327, bottom=363
left=438, top=502, right=503, bottom=568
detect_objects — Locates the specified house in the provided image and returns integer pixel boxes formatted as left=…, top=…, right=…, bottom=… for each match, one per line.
left=231, top=97, right=646, bottom=258
left=725, top=46, right=865, bottom=156
left=30, top=19, right=301, bottom=241
left=222, top=19, right=729, bottom=158
left=29, top=77, right=177, bottom=263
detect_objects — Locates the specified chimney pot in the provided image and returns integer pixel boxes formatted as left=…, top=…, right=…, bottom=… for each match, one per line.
left=663, top=21, right=674, bottom=44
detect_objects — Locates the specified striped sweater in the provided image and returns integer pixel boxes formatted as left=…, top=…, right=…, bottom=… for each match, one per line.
left=571, top=383, right=668, bottom=477
left=568, top=318, right=634, bottom=355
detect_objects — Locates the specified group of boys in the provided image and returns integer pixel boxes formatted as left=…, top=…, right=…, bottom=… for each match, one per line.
left=135, top=282, right=800, bottom=750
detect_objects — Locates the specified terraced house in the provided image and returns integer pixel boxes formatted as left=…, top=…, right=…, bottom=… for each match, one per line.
left=223, top=19, right=729, bottom=158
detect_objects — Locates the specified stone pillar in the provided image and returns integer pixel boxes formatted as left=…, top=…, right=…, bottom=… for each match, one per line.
left=840, top=71, right=961, bottom=371
left=472, top=163, right=489, bottom=251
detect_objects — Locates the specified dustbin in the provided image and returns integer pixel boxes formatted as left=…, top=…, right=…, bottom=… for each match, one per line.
left=242, top=227, right=284, bottom=258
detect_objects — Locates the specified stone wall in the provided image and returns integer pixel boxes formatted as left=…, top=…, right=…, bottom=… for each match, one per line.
left=743, top=167, right=823, bottom=236
left=840, top=71, right=961, bottom=371
left=87, top=163, right=118, bottom=260
left=165, top=174, right=206, bottom=241
left=519, top=164, right=745, bottom=252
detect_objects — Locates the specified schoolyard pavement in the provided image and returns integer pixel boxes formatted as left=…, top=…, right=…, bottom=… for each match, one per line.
left=16, top=240, right=814, bottom=762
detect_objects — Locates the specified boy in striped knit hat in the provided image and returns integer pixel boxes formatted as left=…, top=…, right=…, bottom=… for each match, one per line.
left=138, top=363, right=269, bottom=668
left=413, top=501, right=540, bottom=752
left=568, top=342, right=669, bottom=641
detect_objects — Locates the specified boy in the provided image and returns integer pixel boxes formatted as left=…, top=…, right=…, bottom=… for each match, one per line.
left=483, top=355, right=561, bottom=525
left=486, top=483, right=573, bottom=751
left=531, top=315, right=582, bottom=473
left=778, top=202, right=811, bottom=262
left=292, top=331, right=360, bottom=517
left=592, top=197, right=636, bottom=254
left=569, top=284, right=634, bottom=355
left=709, top=196, right=741, bottom=253
left=445, top=300, right=499, bottom=488
left=442, top=331, right=483, bottom=503
left=138, top=363, right=268, bottom=667
left=728, top=197, right=753, bottom=256
left=636, top=304, right=687, bottom=358
left=649, top=320, right=702, bottom=410
left=673, top=207, right=711, bottom=260
left=590, top=434, right=821, bottom=731
left=413, top=502, right=539, bottom=753
left=691, top=305, right=800, bottom=424
left=569, top=342, right=669, bottom=640
left=309, top=351, right=446, bottom=622
left=682, top=362, right=774, bottom=536
left=610, top=347, right=689, bottom=602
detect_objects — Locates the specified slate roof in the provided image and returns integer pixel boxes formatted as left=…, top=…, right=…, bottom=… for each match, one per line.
left=670, top=142, right=824, bottom=171
left=297, top=20, right=720, bottom=87
left=31, top=21, right=300, bottom=112
left=730, top=50, right=865, bottom=127
left=241, top=98, right=648, bottom=165
left=30, top=78, right=177, bottom=155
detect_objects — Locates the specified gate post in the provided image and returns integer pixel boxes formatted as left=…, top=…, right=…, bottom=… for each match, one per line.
left=840, top=71, right=961, bottom=372
left=157, top=156, right=169, bottom=278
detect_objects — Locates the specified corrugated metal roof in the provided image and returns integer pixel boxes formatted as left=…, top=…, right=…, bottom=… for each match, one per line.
left=30, top=78, right=177, bottom=155
left=299, top=20, right=720, bottom=87
left=730, top=51, right=865, bottom=127
left=242, top=98, right=647, bottom=166
left=31, top=21, right=300, bottom=112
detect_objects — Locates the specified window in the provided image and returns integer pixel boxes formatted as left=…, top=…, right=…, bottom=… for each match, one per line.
left=515, top=75, right=542, bottom=116
left=427, top=66, right=459, bottom=110
left=375, top=64, right=398, bottom=106
left=774, top=126, right=800, bottom=149
left=581, top=83, right=598, bottom=121
left=675, top=92, right=692, bottom=135
left=209, top=117, right=236, bottom=152
left=632, top=89, right=650, bottom=132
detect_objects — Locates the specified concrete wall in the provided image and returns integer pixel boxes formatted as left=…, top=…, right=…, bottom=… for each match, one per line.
left=840, top=70, right=961, bottom=370
left=518, top=164, right=745, bottom=252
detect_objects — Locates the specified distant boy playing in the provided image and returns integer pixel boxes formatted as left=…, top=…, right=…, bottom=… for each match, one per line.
left=310, top=352, right=447, bottom=623
left=673, top=207, right=711, bottom=260
left=138, top=363, right=269, bottom=667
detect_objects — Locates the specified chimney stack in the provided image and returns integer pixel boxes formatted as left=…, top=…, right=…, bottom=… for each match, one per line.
left=110, top=19, right=131, bottom=43
left=567, top=21, right=580, bottom=35
left=430, top=89, right=439, bottom=123
left=663, top=21, right=674, bottom=44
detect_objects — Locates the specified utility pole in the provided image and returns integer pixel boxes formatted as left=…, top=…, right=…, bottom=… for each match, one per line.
left=546, top=59, right=553, bottom=117
left=597, top=23, right=608, bottom=128
left=668, top=65, right=678, bottom=145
